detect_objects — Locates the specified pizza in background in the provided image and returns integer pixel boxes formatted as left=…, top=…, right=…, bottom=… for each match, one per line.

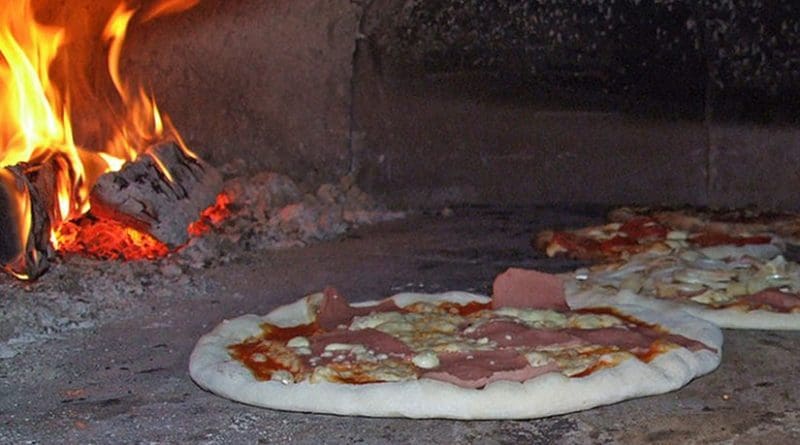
left=535, top=215, right=778, bottom=262
left=564, top=246, right=800, bottom=330
left=608, top=206, right=800, bottom=245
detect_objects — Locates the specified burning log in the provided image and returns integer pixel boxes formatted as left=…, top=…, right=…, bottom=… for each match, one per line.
left=89, top=141, right=223, bottom=248
left=0, top=159, right=58, bottom=279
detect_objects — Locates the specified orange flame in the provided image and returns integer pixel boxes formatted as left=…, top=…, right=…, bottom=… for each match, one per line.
left=0, top=0, right=202, bottom=268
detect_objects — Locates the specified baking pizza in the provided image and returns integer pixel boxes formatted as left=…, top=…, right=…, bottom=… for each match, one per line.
left=535, top=215, right=778, bottom=262
left=609, top=206, right=800, bottom=245
left=564, top=245, right=800, bottom=330
left=190, top=270, right=721, bottom=419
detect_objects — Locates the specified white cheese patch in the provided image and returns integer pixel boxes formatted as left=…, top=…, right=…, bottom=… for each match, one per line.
left=577, top=245, right=800, bottom=311
left=270, top=370, right=293, bottom=384
left=324, top=343, right=364, bottom=352
left=568, top=313, right=623, bottom=329
left=349, top=312, right=407, bottom=330
left=492, top=308, right=568, bottom=328
left=411, top=351, right=440, bottom=369
left=667, top=230, right=688, bottom=240
left=524, top=351, right=553, bottom=367
left=286, top=336, right=309, bottom=348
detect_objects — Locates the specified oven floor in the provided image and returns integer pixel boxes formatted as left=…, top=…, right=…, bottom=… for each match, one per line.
left=2, top=206, right=799, bottom=443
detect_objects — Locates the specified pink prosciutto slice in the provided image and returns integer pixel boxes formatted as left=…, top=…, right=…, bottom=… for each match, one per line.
left=465, top=319, right=584, bottom=348
left=316, top=287, right=402, bottom=329
left=309, top=328, right=414, bottom=357
left=736, top=289, right=800, bottom=313
left=492, top=268, right=569, bottom=310
left=422, top=350, right=560, bottom=389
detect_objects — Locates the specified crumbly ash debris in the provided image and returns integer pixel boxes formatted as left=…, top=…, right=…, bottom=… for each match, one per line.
left=0, top=162, right=405, bottom=358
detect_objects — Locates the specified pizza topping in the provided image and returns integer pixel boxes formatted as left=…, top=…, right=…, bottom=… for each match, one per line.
left=689, top=232, right=772, bottom=248
left=229, top=339, right=307, bottom=382
left=492, top=268, right=569, bottom=310
left=619, top=217, right=669, bottom=240
left=734, top=289, right=800, bottom=313
left=464, top=319, right=584, bottom=348
left=310, top=328, right=413, bottom=357
left=270, top=370, right=294, bottom=384
left=565, top=327, right=652, bottom=351
left=489, top=307, right=568, bottom=327
left=667, top=230, right=689, bottom=240
left=410, top=351, right=439, bottom=369
left=536, top=207, right=792, bottom=263
left=316, top=287, right=402, bottom=330
left=228, top=278, right=715, bottom=388
left=421, top=350, right=559, bottom=389
left=286, top=336, right=309, bottom=349
left=577, top=248, right=800, bottom=313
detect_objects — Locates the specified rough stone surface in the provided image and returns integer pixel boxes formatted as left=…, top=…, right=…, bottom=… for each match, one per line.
left=121, top=0, right=360, bottom=184
left=706, top=1, right=800, bottom=122
left=352, top=0, right=800, bottom=207
left=354, top=88, right=710, bottom=207
left=708, top=125, right=800, bottom=211
left=34, top=0, right=800, bottom=209
left=1, top=207, right=799, bottom=443
left=370, top=0, right=800, bottom=121
left=379, top=0, right=706, bottom=118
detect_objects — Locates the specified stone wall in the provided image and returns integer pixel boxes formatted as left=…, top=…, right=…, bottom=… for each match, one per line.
left=108, top=0, right=800, bottom=208
left=122, top=0, right=361, bottom=187
left=355, top=0, right=800, bottom=208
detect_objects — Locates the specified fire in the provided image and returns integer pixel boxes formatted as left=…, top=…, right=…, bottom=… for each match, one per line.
left=0, top=0, right=204, bottom=274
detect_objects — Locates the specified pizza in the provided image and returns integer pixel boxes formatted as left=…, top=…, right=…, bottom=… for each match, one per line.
left=535, top=215, right=778, bottom=262
left=608, top=206, right=800, bottom=245
left=564, top=245, right=800, bottom=330
left=190, top=270, right=721, bottom=419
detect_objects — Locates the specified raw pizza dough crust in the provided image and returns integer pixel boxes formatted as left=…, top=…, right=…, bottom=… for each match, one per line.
left=566, top=285, right=800, bottom=331
left=190, top=291, right=722, bottom=419
left=564, top=244, right=800, bottom=331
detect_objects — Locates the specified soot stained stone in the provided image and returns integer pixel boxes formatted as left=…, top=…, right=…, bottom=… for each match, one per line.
left=381, top=0, right=706, bottom=118
left=370, top=0, right=800, bottom=122
left=705, top=1, right=800, bottom=122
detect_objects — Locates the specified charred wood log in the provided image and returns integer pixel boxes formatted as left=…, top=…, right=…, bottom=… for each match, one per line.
left=0, top=160, right=57, bottom=280
left=89, top=141, right=223, bottom=248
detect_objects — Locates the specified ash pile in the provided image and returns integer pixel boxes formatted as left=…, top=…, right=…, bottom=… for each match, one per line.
left=0, top=159, right=404, bottom=359
left=178, top=159, right=405, bottom=269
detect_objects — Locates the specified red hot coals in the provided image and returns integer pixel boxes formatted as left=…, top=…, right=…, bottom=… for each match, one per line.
left=0, top=1, right=216, bottom=279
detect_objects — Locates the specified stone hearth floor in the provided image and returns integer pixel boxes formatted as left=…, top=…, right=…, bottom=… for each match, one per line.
left=1, top=206, right=798, bottom=443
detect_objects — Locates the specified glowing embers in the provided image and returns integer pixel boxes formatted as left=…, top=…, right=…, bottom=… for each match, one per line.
left=55, top=218, right=169, bottom=261
left=188, top=193, right=233, bottom=237
left=0, top=0, right=214, bottom=279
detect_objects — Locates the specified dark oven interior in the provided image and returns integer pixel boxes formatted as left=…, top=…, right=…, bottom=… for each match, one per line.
left=2, top=1, right=799, bottom=442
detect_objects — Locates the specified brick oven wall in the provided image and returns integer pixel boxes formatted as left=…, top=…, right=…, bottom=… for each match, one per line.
left=118, top=0, right=800, bottom=209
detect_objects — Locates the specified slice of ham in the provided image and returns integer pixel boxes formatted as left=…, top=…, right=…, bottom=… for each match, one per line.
left=422, top=350, right=559, bottom=389
left=465, top=319, right=585, bottom=348
left=315, top=287, right=401, bottom=330
left=309, top=328, right=413, bottom=357
left=565, top=327, right=653, bottom=351
left=492, top=268, right=569, bottom=310
left=737, top=289, right=800, bottom=313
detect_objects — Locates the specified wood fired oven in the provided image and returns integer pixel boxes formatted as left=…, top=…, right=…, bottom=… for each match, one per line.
left=2, top=1, right=799, bottom=443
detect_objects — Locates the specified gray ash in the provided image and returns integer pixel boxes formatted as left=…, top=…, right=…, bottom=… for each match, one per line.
left=0, top=162, right=404, bottom=358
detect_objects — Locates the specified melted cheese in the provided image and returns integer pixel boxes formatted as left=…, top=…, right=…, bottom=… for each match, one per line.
left=412, top=351, right=440, bottom=369
left=568, top=313, right=623, bottom=329
left=491, top=308, right=568, bottom=328
left=580, top=248, right=800, bottom=310
left=232, top=299, right=692, bottom=386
